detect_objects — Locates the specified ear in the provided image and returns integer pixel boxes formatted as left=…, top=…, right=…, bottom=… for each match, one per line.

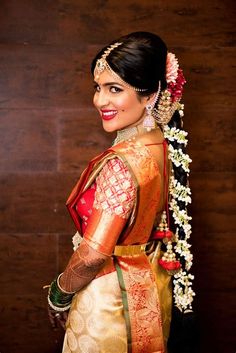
left=146, top=92, right=157, bottom=105
left=140, top=92, right=156, bottom=106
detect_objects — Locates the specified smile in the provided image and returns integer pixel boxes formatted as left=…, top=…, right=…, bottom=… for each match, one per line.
left=101, top=110, right=118, bottom=121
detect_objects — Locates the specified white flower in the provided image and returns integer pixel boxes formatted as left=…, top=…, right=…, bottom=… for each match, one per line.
left=173, top=269, right=196, bottom=311
left=169, top=199, right=192, bottom=225
left=164, top=125, right=188, bottom=147
left=169, top=176, right=192, bottom=204
left=168, top=144, right=192, bottom=172
left=174, top=240, right=193, bottom=270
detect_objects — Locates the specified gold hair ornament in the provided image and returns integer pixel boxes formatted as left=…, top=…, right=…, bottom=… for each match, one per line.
left=94, top=42, right=148, bottom=92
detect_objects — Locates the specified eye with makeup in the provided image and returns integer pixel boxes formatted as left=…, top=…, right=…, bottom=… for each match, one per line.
left=93, top=83, right=100, bottom=92
left=93, top=83, right=123, bottom=94
left=110, top=85, right=123, bottom=93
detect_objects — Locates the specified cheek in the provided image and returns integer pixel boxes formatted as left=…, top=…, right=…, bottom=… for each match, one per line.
left=93, top=94, right=98, bottom=108
left=119, top=98, right=143, bottom=114
left=115, top=97, right=132, bottom=111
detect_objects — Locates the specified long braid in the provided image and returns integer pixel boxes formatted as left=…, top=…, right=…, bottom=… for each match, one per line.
left=164, top=108, right=195, bottom=312
left=152, top=51, right=195, bottom=312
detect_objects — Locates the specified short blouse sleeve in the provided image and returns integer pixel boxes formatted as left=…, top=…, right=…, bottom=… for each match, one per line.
left=83, top=157, right=136, bottom=256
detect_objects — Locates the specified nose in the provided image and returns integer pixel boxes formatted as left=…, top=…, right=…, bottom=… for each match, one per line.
left=94, top=91, right=110, bottom=109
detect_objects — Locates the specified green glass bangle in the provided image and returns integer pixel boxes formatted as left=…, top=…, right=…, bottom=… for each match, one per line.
left=47, top=296, right=71, bottom=312
left=49, top=275, right=74, bottom=308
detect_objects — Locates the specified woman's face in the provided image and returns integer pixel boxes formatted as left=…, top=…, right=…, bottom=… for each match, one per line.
left=93, top=70, right=149, bottom=132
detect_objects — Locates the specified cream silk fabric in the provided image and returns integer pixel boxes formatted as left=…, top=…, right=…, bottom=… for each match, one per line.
left=62, top=250, right=171, bottom=353
left=62, top=271, right=128, bottom=353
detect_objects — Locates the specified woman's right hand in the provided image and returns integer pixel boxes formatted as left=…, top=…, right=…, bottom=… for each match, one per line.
left=47, top=305, right=68, bottom=331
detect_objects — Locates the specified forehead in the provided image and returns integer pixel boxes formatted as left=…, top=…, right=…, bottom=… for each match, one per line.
left=94, top=69, right=123, bottom=86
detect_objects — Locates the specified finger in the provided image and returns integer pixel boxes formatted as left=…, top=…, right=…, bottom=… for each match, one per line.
left=62, top=311, right=68, bottom=322
left=47, top=307, right=59, bottom=329
left=52, top=312, right=61, bottom=329
left=50, top=315, right=58, bottom=329
left=58, top=318, right=66, bottom=330
left=58, top=313, right=67, bottom=330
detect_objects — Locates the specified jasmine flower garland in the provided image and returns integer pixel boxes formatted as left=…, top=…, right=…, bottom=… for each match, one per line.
left=168, top=144, right=192, bottom=173
left=169, top=176, right=192, bottom=205
left=157, top=52, right=195, bottom=312
left=164, top=123, right=188, bottom=146
left=173, top=270, right=195, bottom=311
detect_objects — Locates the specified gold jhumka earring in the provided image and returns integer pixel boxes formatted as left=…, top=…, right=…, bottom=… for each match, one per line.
left=142, top=81, right=161, bottom=132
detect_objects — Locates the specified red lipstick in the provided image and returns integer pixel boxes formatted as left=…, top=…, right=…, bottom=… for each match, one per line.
left=101, top=109, right=118, bottom=121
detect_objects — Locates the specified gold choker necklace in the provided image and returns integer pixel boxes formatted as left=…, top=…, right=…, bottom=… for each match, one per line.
left=113, top=123, right=158, bottom=145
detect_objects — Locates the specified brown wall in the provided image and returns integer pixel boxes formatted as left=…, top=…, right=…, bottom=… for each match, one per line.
left=0, top=1, right=235, bottom=352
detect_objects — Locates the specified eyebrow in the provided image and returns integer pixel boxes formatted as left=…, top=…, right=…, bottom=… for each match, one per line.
left=93, top=81, right=124, bottom=87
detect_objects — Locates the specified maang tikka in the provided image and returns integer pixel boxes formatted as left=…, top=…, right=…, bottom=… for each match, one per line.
left=94, top=42, right=148, bottom=93
left=143, top=81, right=161, bottom=132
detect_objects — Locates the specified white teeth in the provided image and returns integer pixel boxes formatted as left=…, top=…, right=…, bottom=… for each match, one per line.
left=102, top=111, right=117, bottom=116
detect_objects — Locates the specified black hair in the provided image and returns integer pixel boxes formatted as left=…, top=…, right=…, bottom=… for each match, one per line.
left=91, top=31, right=168, bottom=95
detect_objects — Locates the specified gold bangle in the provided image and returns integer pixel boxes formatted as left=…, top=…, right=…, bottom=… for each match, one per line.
left=57, top=273, right=75, bottom=295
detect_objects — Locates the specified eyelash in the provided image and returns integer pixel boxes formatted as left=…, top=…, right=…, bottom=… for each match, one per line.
left=110, top=86, right=122, bottom=93
left=93, top=85, right=123, bottom=93
left=93, top=84, right=100, bottom=92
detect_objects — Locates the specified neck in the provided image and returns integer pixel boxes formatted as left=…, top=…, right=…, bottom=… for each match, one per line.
left=113, top=121, right=158, bottom=145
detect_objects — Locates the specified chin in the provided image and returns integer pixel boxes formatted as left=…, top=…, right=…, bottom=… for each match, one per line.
left=102, top=121, right=118, bottom=133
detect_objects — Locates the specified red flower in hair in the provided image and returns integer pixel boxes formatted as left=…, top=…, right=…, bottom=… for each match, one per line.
left=167, top=69, right=186, bottom=103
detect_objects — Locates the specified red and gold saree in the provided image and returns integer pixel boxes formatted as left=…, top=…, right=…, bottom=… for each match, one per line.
left=62, top=138, right=172, bottom=353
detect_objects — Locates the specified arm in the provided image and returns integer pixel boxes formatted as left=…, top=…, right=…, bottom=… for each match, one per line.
left=54, top=157, right=136, bottom=294
left=58, top=239, right=107, bottom=293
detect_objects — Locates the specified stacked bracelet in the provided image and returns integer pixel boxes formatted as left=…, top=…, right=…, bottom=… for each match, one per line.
left=47, top=273, right=75, bottom=312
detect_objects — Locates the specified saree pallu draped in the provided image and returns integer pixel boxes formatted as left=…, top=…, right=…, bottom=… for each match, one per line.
left=63, top=140, right=172, bottom=353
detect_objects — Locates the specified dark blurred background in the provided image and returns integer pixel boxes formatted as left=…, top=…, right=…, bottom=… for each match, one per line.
left=0, top=1, right=235, bottom=352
